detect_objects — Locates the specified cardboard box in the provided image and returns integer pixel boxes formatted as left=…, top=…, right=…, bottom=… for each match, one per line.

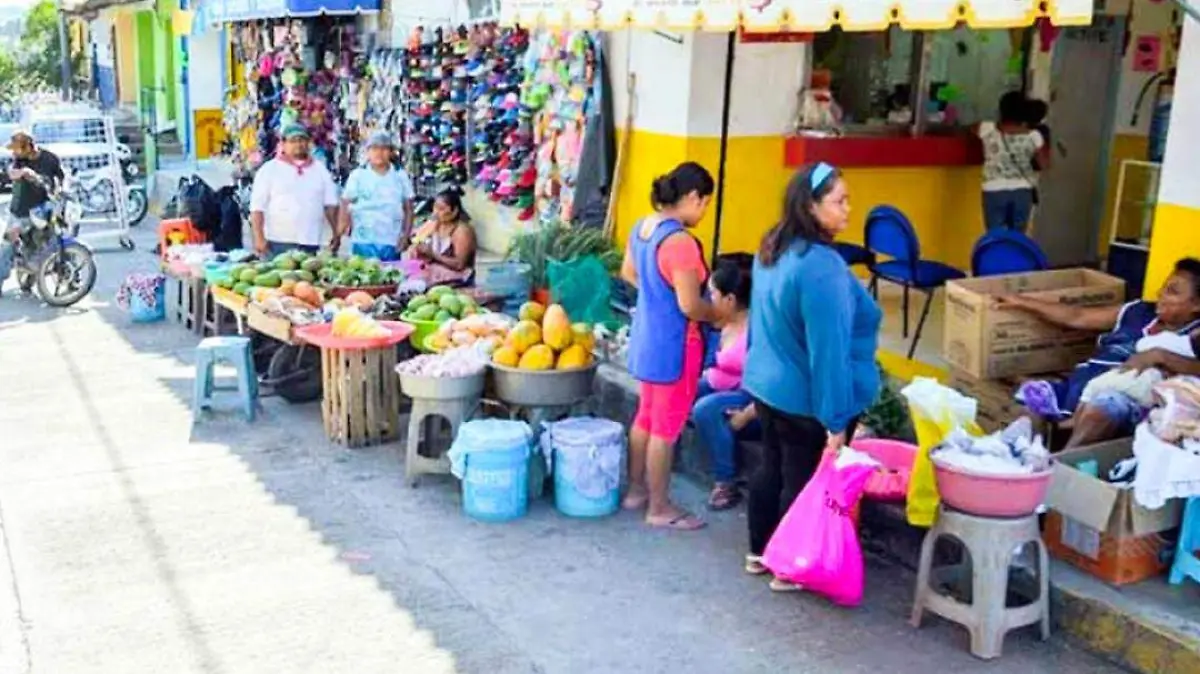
left=942, top=269, right=1125, bottom=379
left=1044, top=439, right=1182, bottom=584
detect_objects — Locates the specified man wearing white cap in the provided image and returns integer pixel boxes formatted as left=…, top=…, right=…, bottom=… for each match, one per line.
left=335, top=130, right=414, bottom=261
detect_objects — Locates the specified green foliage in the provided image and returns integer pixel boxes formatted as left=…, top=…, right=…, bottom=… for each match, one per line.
left=861, top=363, right=914, bottom=441
left=505, top=222, right=621, bottom=289
left=15, top=1, right=82, bottom=92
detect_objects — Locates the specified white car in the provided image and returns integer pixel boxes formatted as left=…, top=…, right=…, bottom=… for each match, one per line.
left=27, top=112, right=118, bottom=175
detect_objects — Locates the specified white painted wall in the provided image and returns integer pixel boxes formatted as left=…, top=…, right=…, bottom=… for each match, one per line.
left=1112, top=0, right=1179, bottom=135
left=1157, top=16, right=1200, bottom=208
left=607, top=29, right=802, bottom=138
left=188, top=30, right=223, bottom=110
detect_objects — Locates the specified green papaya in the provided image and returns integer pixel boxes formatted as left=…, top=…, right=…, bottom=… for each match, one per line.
left=434, top=309, right=453, bottom=323
left=233, top=282, right=252, bottom=296
left=255, top=271, right=282, bottom=288
left=301, top=258, right=323, bottom=273
left=255, top=262, right=274, bottom=275
left=295, top=270, right=315, bottom=283
left=412, top=304, right=439, bottom=321
left=238, top=269, right=258, bottom=284
left=406, top=295, right=429, bottom=311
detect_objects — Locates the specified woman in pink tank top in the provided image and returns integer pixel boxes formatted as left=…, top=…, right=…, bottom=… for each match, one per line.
left=691, top=255, right=761, bottom=510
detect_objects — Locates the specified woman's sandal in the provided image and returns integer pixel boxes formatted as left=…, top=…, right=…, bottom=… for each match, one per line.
left=769, top=577, right=803, bottom=593
left=646, top=511, right=706, bottom=531
left=707, top=484, right=742, bottom=511
left=745, top=555, right=768, bottom=575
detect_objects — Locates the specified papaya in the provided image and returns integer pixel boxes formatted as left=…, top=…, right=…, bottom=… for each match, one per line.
left=542, top=304, right=572, bottom=351
left=345, top=291, right=375, bottom=310
left=556, top=344, right=592, bottom=370
left=255, top=271, right=282, bottom=288
left=434, top=309, right=453, bottom=323
left=492, top=345, right=520, bottom=367
left=301, top=258, right=323, bottom=273
left=293, top=281, right=320, bottom=306
left=571, top=323, right=595, bottom=352
left=505, top=320, right=542, bottom=355
left=518, top=344, right=555, bottom=370
left=518, top=301, right=545, bottom=323
left=438, top=294, right=463, bottom=316
left=280, top=278, right=297, bottom=296
left=238, top=268, right=258, bottom=284
left=412, top=304, right=439, bottom=321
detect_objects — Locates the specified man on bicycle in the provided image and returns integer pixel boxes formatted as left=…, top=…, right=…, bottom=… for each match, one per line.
left=0, top=129, right=64, bottom=296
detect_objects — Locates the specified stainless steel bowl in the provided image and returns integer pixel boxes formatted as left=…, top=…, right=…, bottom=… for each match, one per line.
left=397, top=370, right=486, bottom=401
left=488, top=362, right=598, bottom=407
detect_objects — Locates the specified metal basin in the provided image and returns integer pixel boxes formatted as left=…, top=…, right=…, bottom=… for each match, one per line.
left=397, top=370, right=486, bottom=401
left=488, top=362, right=598, bottom=407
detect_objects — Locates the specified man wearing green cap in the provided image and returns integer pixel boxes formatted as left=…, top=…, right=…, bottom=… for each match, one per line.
left=248, top=124, right=340, bottom=257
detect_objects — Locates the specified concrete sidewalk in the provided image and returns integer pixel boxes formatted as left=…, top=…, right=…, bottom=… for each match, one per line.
left=0, top=225, right=1123, bottom=674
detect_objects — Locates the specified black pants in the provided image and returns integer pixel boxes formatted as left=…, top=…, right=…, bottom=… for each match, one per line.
left=748, top=399, right=857, bottom=556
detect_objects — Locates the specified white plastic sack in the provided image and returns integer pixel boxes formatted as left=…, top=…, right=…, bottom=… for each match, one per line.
left=1133, top=421, right=1200, bottom=509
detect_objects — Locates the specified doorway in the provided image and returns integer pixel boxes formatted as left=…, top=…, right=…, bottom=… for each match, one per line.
left=1033, top=16, right=1125, bottom=267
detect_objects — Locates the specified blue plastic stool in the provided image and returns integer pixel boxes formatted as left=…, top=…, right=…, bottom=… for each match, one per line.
left=193, top=336, right=258, bottom=422
left=1169, top=496, right=1200, bottom=586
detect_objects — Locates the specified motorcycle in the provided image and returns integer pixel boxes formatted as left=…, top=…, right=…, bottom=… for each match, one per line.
left=12, top=187, right=98, bottom=308
left=67, top=145, right=149, bottom=226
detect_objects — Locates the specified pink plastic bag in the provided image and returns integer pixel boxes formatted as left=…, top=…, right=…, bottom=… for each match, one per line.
left=761, top=451, right=879, bottom=607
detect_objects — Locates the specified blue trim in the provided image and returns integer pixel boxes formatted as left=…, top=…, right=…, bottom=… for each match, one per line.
left=199, top=0, right=378, bottom=23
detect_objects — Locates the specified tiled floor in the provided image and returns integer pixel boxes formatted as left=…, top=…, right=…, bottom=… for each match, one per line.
left=873, top=281, right=948, bottom=373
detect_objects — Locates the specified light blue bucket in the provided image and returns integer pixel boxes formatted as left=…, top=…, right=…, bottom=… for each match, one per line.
left=451, top=419, right=532, bottom=523
left=543, top=417, right=624, bottom=518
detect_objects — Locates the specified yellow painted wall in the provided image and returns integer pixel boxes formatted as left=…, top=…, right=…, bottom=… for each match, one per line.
left=613, top=129, right=982, bottom=271
left=193, top=109, right=225, bottom=159
left=115, top=14, right=137, bottom=105
left=1099, top=133, right=1152, bottom=252
left=1144, top=203, right=1200, bottom=299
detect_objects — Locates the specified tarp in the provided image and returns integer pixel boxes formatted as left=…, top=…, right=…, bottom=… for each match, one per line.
left=499, top=0, right=1094, bottom=31
left=197, top=0, right=378, bottom=24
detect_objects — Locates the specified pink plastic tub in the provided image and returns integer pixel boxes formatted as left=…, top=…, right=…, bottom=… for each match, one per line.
left=851, top=438, right=917, bottom=502
left=931, top=457, right=1052, bottom=517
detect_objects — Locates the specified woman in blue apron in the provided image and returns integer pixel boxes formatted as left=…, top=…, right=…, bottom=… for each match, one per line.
left=1004, top=257, right=1200, bottom=448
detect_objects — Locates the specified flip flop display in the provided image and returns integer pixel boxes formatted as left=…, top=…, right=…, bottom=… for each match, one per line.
left=221, top=18, right=370, bottom=184
left=521, top=30, right=600, bottom=224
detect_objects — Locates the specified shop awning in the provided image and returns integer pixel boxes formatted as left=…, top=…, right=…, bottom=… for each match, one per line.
left=196, top=0, right=378, bottom=24
left=499, top=0, right=1094, bottom=31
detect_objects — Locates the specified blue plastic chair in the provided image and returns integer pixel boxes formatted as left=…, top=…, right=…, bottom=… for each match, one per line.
left=1169, top=496, right=1200, bottom=587
left=832, top=241, right=877, bottom=270
left=865, top=205, right=966, bottom=360
left=971, top=230, right=1050, bottom=277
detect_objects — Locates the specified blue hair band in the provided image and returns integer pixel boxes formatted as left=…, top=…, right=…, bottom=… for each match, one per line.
left=810, top=162, right=835, bottom=191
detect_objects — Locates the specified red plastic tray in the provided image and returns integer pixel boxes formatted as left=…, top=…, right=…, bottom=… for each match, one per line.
left=294, top=320, right=415, bottom=350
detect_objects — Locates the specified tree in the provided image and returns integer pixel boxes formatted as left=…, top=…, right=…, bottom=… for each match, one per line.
left=18, top=0, right=62, bottom=89
left=0, top=49, right=22, bottom=102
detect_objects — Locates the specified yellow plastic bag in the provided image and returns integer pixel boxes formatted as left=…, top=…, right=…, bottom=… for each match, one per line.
left=901, top=378, right=983, bottom=527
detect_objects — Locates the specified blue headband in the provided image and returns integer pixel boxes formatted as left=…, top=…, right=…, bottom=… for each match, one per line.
left=810, top=162, right=835, bottom=191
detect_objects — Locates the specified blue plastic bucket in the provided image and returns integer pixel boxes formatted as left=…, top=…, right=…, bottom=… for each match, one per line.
left=543, top=417, right=624, bottom=518
left=452, top=419, right=532, bottom=523
left=130, top=283, right=166, bottom=323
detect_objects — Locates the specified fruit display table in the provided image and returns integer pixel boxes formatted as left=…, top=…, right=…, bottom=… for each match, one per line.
left=296, top=322, right=415, bottom=448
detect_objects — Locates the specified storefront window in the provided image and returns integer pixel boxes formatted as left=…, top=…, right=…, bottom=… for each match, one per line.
left=815, top=25, right=1024, bottom=131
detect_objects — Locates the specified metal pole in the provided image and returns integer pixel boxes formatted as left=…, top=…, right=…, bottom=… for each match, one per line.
left=56, top=0, right=72, bottom=100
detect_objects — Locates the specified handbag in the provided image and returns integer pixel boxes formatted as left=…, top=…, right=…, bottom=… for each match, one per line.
left=999, top=131, right=1040, bottom=206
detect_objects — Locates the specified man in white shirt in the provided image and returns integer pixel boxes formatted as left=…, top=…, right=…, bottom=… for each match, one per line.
left=249, top=125, right=339, bottom=257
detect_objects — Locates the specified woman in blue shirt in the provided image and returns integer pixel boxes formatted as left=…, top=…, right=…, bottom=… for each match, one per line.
left=742, top=162, right=882, bottom=589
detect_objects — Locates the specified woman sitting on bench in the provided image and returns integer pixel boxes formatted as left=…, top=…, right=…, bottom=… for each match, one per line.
left=1001, top=257, right=1200, bottom=449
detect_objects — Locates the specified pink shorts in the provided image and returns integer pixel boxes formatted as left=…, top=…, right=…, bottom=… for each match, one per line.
left=633, top=331, right=704, bottom=442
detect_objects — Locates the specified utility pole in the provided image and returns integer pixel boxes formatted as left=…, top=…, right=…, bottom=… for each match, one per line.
left=56, top=0, right=71, bottom=100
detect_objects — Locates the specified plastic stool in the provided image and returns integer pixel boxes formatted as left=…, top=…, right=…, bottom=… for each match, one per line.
left=405, top=396, right=476, bottom=486
left=911, top=507, right=1049, bottom=659
left=193, top=336, right=258, bottom=422
left=1169, top=496, right=1200, bottom=586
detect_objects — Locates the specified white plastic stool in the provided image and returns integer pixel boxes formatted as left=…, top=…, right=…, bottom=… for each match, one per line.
left=405, top=396, right=477, bottom=486
left=911, top=507, right=1050, bottom=659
